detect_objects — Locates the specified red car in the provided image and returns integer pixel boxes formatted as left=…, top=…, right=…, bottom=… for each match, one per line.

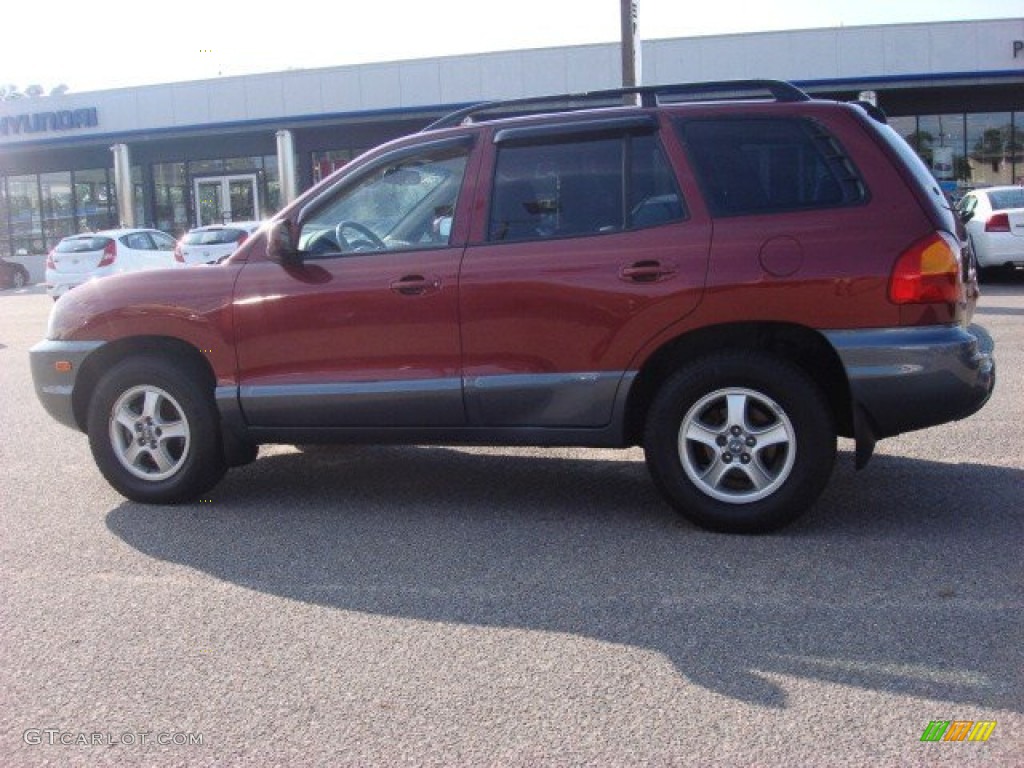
left=1, top=257, right=30, bottom=290
left=30, top=80, right=995, bottom=532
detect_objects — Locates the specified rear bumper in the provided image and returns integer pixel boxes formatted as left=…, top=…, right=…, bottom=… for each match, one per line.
left=45, top=277, right=86, bottom=298
left=825, top=323, right=995, bottom=440
left=30, top=339, right=105, bottom=430
left=973, top=233, right=1024, bottom=268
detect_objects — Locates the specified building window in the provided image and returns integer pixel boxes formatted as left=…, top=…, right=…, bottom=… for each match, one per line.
left=0, top=180, right=9, bottom=258
left=261, top=155, right=281, bottom=216
left=133, top=165, right=145, bottom=229
left=73, top=168, right=115, bottom=233
left=1013, top=113, right=1024, bottom=185
left=966, top=112, right=1014, bottom=188
left=915, top=114, right=966, bottom=185
left=312, top=149, right=355, bottom=184
left=105, top=167, right=145, bottom=229
left=7, top=175, right=43, bottom=256
left=893, top=112, right=1023, bottom=194
left=40, top=171, right=75, bottom=248
left=153, top=162, right=189, bottom=236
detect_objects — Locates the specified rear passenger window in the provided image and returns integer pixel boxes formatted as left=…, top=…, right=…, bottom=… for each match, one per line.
left=679, top=118, right=866, bottom=216
left=489, top=132, right=684, bottom=243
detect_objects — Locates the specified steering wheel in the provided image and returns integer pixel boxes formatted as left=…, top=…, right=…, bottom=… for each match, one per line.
left=335, top=221, right=386, bottom=252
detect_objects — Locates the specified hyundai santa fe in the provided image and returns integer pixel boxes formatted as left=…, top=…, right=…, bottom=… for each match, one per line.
left=30, top=80, right=995, bottom=532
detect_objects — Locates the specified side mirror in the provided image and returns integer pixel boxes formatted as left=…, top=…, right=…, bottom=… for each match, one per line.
left=959, top=208, right=974, bottom=224
left=266, top=219, right=302, bottom=264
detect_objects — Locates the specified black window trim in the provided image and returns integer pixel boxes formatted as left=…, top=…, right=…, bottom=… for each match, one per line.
left=493, top=115, right=659, bottom=147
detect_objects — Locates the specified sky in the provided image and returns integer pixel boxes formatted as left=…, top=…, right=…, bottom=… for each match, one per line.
left=2, top=0, right=1021, bottom=94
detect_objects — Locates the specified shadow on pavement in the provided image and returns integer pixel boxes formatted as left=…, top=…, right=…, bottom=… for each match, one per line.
left=107, top=445, right=1023, bottom=712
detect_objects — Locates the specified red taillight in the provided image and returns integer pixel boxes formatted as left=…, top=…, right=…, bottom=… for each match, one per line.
left=46, top=250, right=56, bottom=270
left=174, top=244, right=185, bottom=263
left=889, top=232, right=961, bottom=305
left=985, top=212, right=1010, bottom=233
left=97, top=240, right=117, bottom=267
left=236, top=232, right=248, bottom=246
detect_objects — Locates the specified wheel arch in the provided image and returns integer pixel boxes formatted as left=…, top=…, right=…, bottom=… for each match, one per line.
left=71, top=336, right=217, bottom=433
left=623, top=322, right=852, bottom=445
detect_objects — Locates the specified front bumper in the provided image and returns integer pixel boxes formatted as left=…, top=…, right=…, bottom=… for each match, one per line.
left=30, top=340, right=105, bottom=430
left=825, top=323, right=995, bottom=440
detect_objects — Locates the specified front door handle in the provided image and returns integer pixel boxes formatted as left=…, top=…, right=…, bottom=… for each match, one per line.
left=390, top=274, right=441, bottom=295
left=619, top=260, right=677, bottom=283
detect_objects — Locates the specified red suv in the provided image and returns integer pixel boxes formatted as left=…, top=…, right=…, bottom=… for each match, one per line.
left=31, top=80, right=995, bottom=532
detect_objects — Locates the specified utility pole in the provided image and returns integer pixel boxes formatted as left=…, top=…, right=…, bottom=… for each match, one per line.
left=620, top=0, right=641, bottom=88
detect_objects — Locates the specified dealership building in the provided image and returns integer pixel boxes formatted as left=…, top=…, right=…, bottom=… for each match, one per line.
left=1, top=17, right=1022, bottom=277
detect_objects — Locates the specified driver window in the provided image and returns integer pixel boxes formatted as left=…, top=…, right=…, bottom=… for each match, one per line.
left=299, top=144, right=469, bottom=257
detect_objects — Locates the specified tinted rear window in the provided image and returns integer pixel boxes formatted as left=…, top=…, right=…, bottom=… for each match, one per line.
left=987, top=188, right=1024, bottom=211
left=56, top=236, right=112, bottom=253
left=183, top=229, right=244, bottom=245
left=678, top=117, right=867, bottom=216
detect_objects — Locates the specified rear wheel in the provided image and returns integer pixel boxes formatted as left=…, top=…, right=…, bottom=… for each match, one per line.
left=87, top=357, right=226, bottom=503
left=12, top=270, right=27, bottom=289
left=644, top=351, right=836, bottom=533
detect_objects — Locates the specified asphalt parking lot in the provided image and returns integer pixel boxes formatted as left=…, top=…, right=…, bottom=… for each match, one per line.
left=1, top=280, right=1021, bottom=767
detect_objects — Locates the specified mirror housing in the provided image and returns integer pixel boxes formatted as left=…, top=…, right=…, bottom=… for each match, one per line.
left=266, top=219, right=302, bottom=264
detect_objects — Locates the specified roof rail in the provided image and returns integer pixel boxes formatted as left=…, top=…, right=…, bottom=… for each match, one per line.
left=424, top=79, right=810, bottom=131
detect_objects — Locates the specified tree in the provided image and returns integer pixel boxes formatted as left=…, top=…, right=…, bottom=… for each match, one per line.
left=0, top=83, right=70, bottom=101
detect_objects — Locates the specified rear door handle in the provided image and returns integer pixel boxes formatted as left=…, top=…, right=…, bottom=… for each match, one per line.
left=619, top=260, right=677, bottom=283
left=390, top=274, right=441, bottom=295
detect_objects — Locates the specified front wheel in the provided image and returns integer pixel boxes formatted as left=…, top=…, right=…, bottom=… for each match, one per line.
left=87, top=357, right=226, bottom=503
left=644, top=352, right=836, bottom=533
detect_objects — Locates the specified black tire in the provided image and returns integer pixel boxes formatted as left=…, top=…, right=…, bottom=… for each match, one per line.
left=644, top=351, right=836, bottom=533
left=87, top=357, right=226, bottom=503
left=12, top=269, right=27, bottom=289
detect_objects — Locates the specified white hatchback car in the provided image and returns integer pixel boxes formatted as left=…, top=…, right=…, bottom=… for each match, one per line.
left=958, top=185, right=1024, bottom=275
left=174, top=222, right=263, bottom=266
left=46, top=228, right=179, bottom=299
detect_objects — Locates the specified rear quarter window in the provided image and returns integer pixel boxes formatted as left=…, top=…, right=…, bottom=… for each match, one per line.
left=677, top=117, right=867, bottom=217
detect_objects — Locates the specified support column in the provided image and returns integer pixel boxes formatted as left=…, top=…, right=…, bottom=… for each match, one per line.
left=620, top=0, right=641, bottom=89
left=110, top=143, right=135, bottom=228
left=276, top=130, right=298, bottom=207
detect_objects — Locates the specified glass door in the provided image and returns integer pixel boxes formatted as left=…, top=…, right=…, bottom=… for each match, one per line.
left=193, top=174, right=259, bottom=226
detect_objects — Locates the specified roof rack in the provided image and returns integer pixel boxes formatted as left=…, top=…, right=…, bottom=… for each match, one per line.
left=424, top=79, right=810, bottom=131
